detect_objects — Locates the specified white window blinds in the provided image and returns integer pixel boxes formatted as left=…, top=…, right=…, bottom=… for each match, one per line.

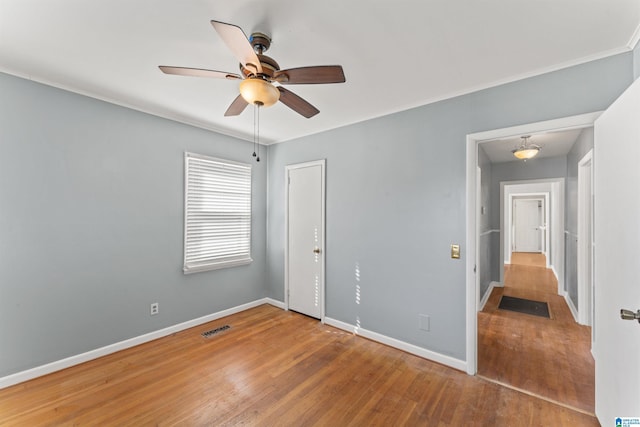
left=184, top=153, right=252, bottom=273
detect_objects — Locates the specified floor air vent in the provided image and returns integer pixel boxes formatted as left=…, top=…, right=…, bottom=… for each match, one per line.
left=201, top=325, right=231, bottom=338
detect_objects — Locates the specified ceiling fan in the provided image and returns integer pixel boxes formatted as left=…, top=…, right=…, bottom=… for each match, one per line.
left=159, top=20, right=346, bottom=118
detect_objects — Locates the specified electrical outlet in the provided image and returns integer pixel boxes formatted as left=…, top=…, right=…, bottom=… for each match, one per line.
left=150, top=302, right=159, bottom=316
left=419, top=314, right=430, bottom=331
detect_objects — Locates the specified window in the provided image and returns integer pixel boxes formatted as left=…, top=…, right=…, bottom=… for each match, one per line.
left=183, top=152, right=252, bottom=273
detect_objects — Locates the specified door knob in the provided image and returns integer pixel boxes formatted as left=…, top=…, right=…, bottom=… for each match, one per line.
left=620, top=309, right=640, bottom=323
left=313, top=247, right=321, bottom=254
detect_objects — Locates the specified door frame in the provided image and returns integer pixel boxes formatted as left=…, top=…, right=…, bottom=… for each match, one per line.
left=577, top=149, right=594, bottom=326
left=501, top=181, right=562, bottom=291
left=465, top=111, right=602, bottom=375
left=284, top=159, right=326, bottom=321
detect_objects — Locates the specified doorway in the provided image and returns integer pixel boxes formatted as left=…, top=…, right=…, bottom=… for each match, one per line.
left=466, top=112, right=601, bottom=409
left=285, top=160, right=326, bottom=320
left=501, top=182, right=561, bottom=292
left=465, top=112, right=601, bottom=373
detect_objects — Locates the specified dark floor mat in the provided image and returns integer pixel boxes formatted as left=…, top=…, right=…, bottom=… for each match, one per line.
left=498, top=295, right=550, bottom=318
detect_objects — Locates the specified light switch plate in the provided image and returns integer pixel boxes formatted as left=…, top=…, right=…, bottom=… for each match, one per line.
left=451, top=244, right=460, bottom=259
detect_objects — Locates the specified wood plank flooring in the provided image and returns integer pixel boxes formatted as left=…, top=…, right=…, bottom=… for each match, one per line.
left=0, top=304, right=598, bottom=426
left=478, top=252, right=596, bottom=415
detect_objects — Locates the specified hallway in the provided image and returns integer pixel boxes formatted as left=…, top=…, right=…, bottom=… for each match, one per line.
left=477, top=253, right=595, bottom=415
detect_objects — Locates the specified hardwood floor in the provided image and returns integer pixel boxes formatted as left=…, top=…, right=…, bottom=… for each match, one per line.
left=478, top=252, right=596, bottom=416
left=0, top=304, right=598, bottom=426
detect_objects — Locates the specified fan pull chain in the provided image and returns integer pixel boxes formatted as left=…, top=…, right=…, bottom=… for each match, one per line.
left=256, top=104, right=260, bottom=162
left=252, top=104, right=257, bottom=158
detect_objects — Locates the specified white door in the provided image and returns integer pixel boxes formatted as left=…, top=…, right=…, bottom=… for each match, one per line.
left=513, top=198, right=542, bottom=252
left=286, top=160, right=325, bottom=319
left=594, top=77, right=640, bottom=423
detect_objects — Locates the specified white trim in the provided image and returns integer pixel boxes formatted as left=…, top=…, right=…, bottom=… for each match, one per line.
left=324, top=317, right=467, bottom=372
left=0, top=298, right=280, bottom=390
left=466, top=132, right=478, bottom=375
left=564, top=292, right=579, bottom=323
left=284, top=159, right=326, bottom=321
left=577, top=149, right=594, bottom=326
left=479, top=281, right=502, bottom=311
left=508, top=193, right=548, bottom=257
left=504, top=189, right=552, bottom=268
left=627, top=22, right=640, bottom=50
left=501, top=181, right=564, bottom=292
left=264, top=298, right=286, bottom=310
left=284, top=164, right=290, bottom=310
left=551, top=266, right=560, bottom=283
left=466, top=112, right=602, bottom=376
left=469, top=112, right=603, bottom=143
left=476, top=166, right=482, bottom=310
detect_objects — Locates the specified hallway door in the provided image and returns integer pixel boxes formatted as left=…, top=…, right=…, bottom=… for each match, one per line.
left=593, top=77, right=640, bottom=423
left=513, top=198, right=542, bottom=252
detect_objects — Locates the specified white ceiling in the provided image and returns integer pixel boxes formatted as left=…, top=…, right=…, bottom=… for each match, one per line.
left=480, top=128, right=585, bottom=164
left=1, top=1, right=639, bottom=144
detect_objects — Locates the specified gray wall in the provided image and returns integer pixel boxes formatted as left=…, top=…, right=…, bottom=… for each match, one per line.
left=634, top=41, right=640, bottom=80
left=478, top=146, right=496, bottom=302
left=0, top=72, right=268, bottom=377
left=267, top=53, right=634, bottom=361
left=564, top=128, right=594, bottom=308
left=1, top=50, right=634, bottom=378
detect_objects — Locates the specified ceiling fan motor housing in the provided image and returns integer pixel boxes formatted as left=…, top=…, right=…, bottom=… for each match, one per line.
left=240, top=54, right=280, bottom=79
left=249, top=32, right=272, bottom=53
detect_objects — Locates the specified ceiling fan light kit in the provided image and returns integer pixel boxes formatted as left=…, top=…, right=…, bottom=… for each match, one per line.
left=239, top=78, right=280, bottom=106
left=512, top=135, right=541, bottom=160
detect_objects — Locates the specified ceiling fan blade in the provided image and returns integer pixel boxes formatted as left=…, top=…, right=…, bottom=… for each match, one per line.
left=274, top=65, right=345, bottom=84
left=159, top=66, right=241, bottom=80
left=277, top=87, right=319, bottom=118
left=211, top=20, right=262, bottom=75
left=224, top=94, right=249, bottom=116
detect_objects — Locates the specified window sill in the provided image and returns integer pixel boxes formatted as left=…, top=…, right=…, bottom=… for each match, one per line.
left=183, top=258, right=253, bottom=274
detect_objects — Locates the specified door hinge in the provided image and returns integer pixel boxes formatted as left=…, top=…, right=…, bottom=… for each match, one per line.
left=474, top=265, right=477, bottom=274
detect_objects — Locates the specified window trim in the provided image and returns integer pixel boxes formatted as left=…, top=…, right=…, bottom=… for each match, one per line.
left=183, top=152, right=252, bottom=274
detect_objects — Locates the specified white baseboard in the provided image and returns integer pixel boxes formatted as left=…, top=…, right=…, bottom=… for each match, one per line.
left=0, top=297, right=281, bottom=390
left=264, top=298, right=285, bottom=310
left=324, top=317, right=467, bottom=372
left=563, top=292, right=579, bottom=322
left=479, top=281, right=502, bottom=310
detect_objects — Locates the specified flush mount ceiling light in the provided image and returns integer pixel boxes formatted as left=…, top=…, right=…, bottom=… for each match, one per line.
left=512, top=135, right=541, bottom=160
